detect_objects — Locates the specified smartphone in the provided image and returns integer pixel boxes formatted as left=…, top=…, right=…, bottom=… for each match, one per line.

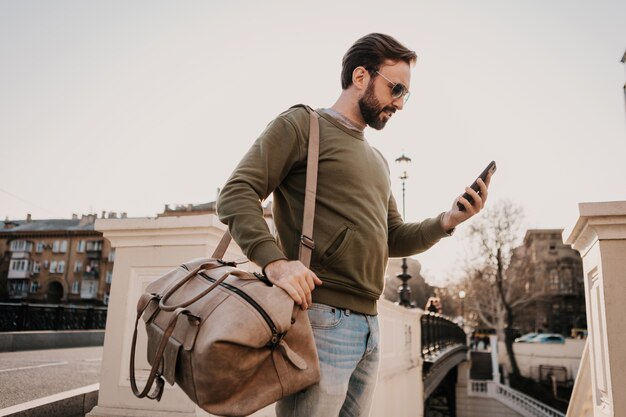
left=457, top=160, right=497, bottom=211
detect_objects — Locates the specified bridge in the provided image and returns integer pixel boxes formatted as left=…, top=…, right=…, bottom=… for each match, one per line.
left=2, top=203, right=609, bottom=416
left=4, top=202, right=623, bottom=416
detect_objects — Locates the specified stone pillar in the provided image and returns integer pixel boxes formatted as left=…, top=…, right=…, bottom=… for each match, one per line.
left=565, top=201, right=626, bottom=417
left=88, top=214, right=250, bottom=417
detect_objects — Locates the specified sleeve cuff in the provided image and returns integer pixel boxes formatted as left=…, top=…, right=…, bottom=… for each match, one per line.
left=432, top=212, right=454, bottom=238
left=436, top=212, right=456, bottom=236
left=249, top=240, right=288, bottom=271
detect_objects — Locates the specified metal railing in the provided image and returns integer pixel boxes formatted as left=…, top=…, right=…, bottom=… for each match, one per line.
left=468, top=380, right=566, bottom=417
left=0, top=302, right=107, bottom=332
left=420, top=312, right=466, bottom=358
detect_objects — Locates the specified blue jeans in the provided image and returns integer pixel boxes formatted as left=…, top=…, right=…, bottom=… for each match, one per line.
left=276, top=303, right=380, bottom=417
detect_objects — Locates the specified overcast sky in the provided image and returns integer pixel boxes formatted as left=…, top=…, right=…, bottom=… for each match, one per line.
left=1, top=1, right=625, bottom=285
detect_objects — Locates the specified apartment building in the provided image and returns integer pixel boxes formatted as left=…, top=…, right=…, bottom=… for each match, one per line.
left=0, top=214, right=116, bottom=305
left=507, top=229, right=586, bottom=336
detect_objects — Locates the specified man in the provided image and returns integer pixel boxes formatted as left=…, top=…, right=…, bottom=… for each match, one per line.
left=217, top=33, right=491, bottom=417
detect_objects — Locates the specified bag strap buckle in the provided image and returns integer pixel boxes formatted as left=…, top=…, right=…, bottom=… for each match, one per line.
left=300, top=235, right=315, bottom=250
left=253, top=272, right=273, bottom=287
left=217, top=259, right=237, bottom=267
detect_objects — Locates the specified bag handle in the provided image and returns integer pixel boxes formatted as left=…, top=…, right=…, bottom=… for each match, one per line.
left=130, top=294, right=197, bottom=401
left=214, top=108, right=320, bottom=269
left=130, top=267, right=248, bottom=399
left=158, top=263, right=252, bottom=311
left=158, top=268, right=230, bottom=312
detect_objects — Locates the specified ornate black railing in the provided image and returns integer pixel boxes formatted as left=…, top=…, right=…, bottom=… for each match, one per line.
left=0, top=303, right=107, bottom=332
left=420, top=312, right=467, bottom=358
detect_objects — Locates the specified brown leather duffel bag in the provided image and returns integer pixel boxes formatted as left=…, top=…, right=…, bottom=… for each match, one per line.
left=129, top=108, right=321, bottom=416
left=130, top=255, right=320, bottom=416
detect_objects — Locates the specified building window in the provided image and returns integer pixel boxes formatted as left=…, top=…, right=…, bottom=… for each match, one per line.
left=10, top=240, right=32, bottom=252
left=103, top=292, right=110, bottom=306
left=53, top=240, right=60, bottom=253
left=108, top=249, right=116, bottom=263
left=32, top=262, right=41, bottom=274
left=30, top=281, right=40, bottom=293
left=549, top=269, right=559, bottom=291
left=74, top=261, right=83, bottom=273
left=36, top=242, right=45, bottom=253
left=106, top=271, right=113, bottom=284
left=11, top=260, right=29, bottom=271
left=561, top=268, right=573, bottom=294
left=60, top=240, right=68, bottom=253
left=71, top=280, right=80, bottom=294
left=77, top=240, right=86, bottom=253
left=50, top=261, right=58, bottom=273
left=86, top=241, right=102, bottom=251
left=58, top=261, right=65, bottom=273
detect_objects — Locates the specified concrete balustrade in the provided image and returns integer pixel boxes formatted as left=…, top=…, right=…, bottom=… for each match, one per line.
left=88, top=214, right=425, bottom=417
left=565, top=201, right=626, bottom=417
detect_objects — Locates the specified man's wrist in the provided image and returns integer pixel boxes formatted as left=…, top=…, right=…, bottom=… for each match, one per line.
left=441, top=212, right=456, bottom=235
left=262, top=258, right=287, bottom=277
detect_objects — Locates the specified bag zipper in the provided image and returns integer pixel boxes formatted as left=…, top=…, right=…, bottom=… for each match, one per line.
left=180, top=264, right=283, bottom=347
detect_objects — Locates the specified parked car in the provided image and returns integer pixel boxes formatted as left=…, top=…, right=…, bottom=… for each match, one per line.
left=514, top=332, right=539, bottom=343
left=530, top=333, right=565, bottom=344
left=514, top=332, right=566, bottom=343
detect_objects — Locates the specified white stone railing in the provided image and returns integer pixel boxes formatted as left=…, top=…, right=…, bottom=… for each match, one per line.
left=88, top=214, right=425, bottom=417
left=565, top=340, right=592, bottom=417
left=468, top=380, right=565, bottom=417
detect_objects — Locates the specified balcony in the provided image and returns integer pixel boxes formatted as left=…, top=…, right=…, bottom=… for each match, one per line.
left=8, top=269, right=30, bottom=279
left=9, top=240, right=33, bottom=257
left=85, top=241, right=103, bottom=259
left=83, top=268, right=100, bottom=280
left=86, top=249, right=102, bottom=260
left=8, top=280, right=28, bottom=299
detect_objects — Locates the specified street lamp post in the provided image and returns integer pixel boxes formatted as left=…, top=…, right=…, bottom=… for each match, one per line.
left=395, top=154, right=412, bottom=307
left=459, top=290, right=466, bottom=324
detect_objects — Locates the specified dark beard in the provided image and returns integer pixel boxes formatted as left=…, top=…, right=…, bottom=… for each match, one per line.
left=358, top=80, right=394, bottom=130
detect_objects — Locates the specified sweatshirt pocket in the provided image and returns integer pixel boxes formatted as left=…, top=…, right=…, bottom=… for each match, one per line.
left=320, top=223, right=356, bottom=266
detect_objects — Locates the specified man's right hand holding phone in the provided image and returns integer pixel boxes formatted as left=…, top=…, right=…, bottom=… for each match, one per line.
left=440, top=161, right=495, bottom=232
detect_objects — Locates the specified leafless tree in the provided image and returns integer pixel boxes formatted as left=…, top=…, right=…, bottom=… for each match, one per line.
left=458, top=199, right=531, bottom=378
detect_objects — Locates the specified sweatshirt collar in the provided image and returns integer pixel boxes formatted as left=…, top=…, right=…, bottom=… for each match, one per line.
left=318, top=109, right=365, bottom=141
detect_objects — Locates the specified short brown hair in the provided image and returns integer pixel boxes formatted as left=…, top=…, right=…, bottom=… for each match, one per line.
left=341, top=33, right=417, bottom=89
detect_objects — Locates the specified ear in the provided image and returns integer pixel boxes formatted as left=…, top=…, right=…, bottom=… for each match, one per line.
left=352, top=66, right=370, bottom=91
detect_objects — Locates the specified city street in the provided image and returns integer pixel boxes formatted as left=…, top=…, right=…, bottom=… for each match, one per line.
left=0, top=346, right=102, bottom=409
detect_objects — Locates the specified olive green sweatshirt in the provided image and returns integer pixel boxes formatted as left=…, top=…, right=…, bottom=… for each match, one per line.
left=217, top=106, right=449, bottom=315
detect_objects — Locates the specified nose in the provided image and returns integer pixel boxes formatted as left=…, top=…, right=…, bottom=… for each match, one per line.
left=392, top=96, right=404, bottom=111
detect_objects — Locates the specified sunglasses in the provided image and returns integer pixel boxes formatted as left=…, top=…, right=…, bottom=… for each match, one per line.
left=376, top=71, right=411, bottom=103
